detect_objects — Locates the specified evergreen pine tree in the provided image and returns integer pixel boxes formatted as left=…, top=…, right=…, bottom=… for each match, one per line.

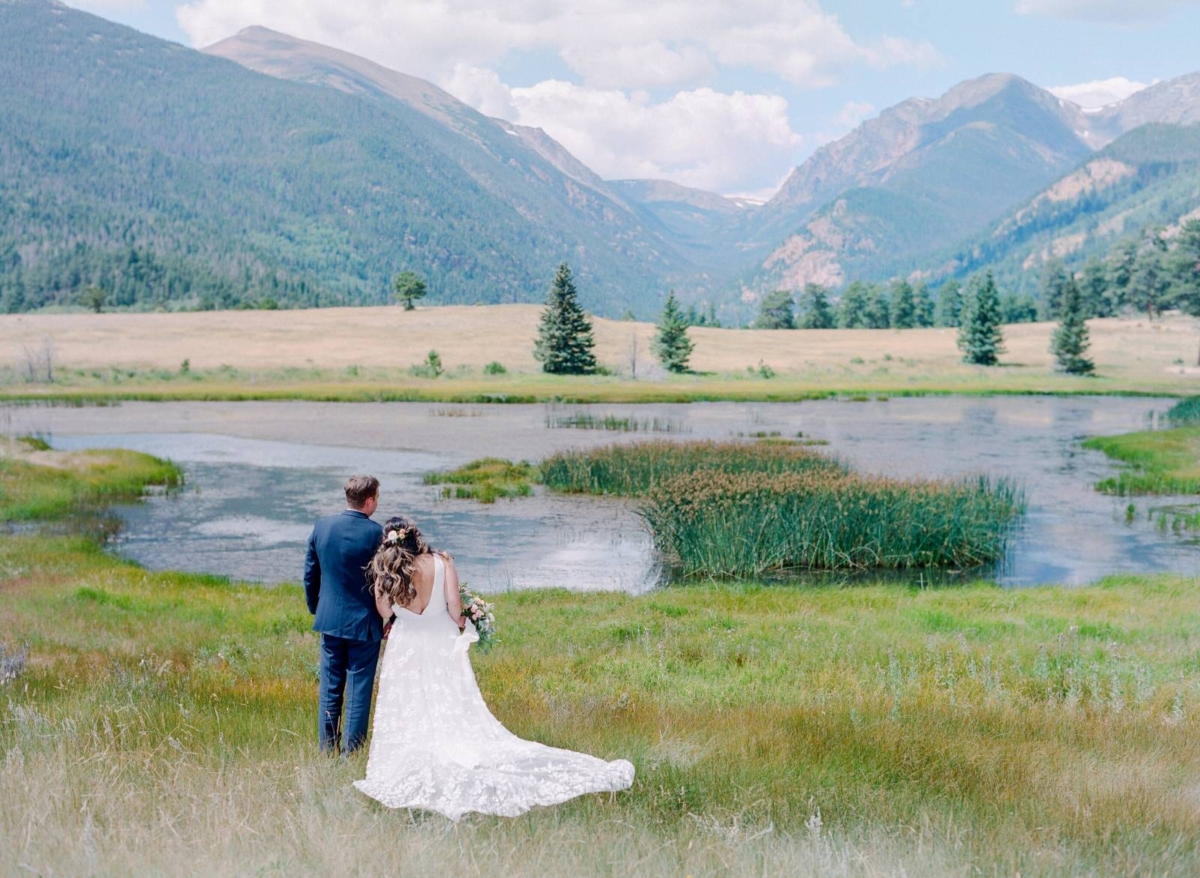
left=913, top=281, right=935, bottom=327
left=652, top=290, right=694, bottom=373
left=889, top=279, right=917, bottom=328
left=1167, top=219, right=1200, bottom=365
left=838, top=281, right=871, bottom=328
left=935, top=279, right=963, bottom=327
left=533, top=262, right=597, bottom=375
left=1038, top=258, right=1068, bottom=321
left=1079, top=257, right=1111, bottom=318
left=863, top=283, right=891, bottom=329
left=1051, top=275, right=1094, bottom=375
left=797, top=283, right=836, bottom=328
left=753, top=290, right=796, bottom=329
left=957, top=272, right=1005, bottom=366
left=1001, top=292, right=1038, bottom=324
left=1107, top=239, right=1138, bottom=312
left=1130, top=235, right=1168, bottom=319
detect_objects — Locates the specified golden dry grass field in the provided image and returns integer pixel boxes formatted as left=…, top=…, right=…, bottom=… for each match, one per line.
left=0, top=304, right=1196, bottom=400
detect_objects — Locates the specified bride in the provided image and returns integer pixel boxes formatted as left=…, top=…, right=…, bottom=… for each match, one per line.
left=353, top=516, right=634, bottom=820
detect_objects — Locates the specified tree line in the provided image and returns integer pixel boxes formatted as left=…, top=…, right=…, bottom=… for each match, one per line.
left=410, top=217, right=1200, bottom=380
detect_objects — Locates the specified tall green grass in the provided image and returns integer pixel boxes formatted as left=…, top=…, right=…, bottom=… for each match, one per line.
left=541, top=440, right=843, bottom=496
left=643, top=470, right=1024, bottom=577
left=543, top=441, right=1024, bottom=576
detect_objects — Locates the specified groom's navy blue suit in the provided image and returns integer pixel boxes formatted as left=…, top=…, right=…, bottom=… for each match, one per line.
left=304, top=509, right=384, bottom=753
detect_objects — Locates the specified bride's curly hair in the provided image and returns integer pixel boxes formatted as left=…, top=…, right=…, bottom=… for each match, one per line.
left=368, top=515, right=441, bottom=607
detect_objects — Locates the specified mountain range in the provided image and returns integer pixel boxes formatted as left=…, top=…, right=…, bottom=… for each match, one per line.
left=2, top=0, right=1199, bottom=318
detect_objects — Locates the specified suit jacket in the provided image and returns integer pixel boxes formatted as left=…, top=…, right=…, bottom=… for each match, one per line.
left=304, top=509, right=384, bottom=642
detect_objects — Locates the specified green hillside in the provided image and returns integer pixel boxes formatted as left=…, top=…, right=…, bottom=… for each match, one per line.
left=928, top=124, right=1200, bottom=297
left=0, top=0, right=685, bottom=316
left=743, top=75, right=1092, bottom=299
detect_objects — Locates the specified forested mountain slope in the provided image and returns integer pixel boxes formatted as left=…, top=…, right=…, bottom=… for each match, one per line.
left=0, top=0, right=687, bottom=315
left=924, top=123, right=1200, bottom=295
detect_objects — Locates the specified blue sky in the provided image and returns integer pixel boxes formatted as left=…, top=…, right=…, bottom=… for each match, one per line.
left=66, top=0, right=1200, bottom=196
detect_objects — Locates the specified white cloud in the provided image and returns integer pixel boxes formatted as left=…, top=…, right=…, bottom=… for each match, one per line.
left=1014, top=0, right=1200, bottom=22
left=444, top=65, right=519, bottom=121
left=177, top=0, right=938, bottom=91
left=831, top=100, right=876, bottom=130
left=180, top=0, right=928, bottom=193
left=1048, top=76, right=1150, bottom=108
left=506, top=82, right=802, bottom=193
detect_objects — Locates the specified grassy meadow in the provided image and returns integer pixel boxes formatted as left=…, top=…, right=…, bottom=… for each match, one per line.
left=0, top=305, right=1197, bottom=402
left=1084, top=427, right=1200, bottom=495
left=3, top=448, right=1200, bottom=876
left=1082, top=398, right=1200, bottom=495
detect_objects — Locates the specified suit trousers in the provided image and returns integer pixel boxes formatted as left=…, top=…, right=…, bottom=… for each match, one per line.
left=318, top=634, right=381, bottom=754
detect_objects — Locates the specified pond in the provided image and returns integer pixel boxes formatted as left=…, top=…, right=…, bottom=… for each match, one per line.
left=12, top=396, right=1195, bottom=592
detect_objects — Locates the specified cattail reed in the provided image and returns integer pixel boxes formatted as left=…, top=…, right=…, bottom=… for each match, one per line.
left=542, top=441, right=1024, bottom=576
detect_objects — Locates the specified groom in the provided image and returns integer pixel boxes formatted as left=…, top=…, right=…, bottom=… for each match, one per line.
left=304, top=475, right=384, bottom=754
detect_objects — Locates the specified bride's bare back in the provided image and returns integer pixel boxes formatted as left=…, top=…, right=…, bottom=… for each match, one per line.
left=376, top=552, right=463, bottom=626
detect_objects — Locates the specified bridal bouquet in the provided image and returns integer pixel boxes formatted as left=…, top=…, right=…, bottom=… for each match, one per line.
left=459, top=583, right=498, bottom=653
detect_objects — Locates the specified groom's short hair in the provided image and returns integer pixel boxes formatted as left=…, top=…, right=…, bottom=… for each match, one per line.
left=344, top=475, right=380, bottom=509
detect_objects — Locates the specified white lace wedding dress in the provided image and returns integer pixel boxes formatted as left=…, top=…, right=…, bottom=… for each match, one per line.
left=354, top=555, right=634, bottom=820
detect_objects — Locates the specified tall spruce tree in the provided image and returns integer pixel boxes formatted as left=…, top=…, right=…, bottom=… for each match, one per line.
left=890, top=279, right=917, bottom=328
left=838, top=281, right=871, bottom=328
left=1167, top=219, right=1200, bottom=364
left=1079, top=257, right=1111, bottom=318
left=797, top=283, right=836, bottom=329
left=863, top=283, right=891, bottom=329
left=1001, top=292, right=1038, bottom=324
left=935, top=279, right=963, bottom=327
left=913, top=281, right=935, bottom=327
left=958, top=272, right=1005, bottom=366
left=753, top=290, right=796, bottom=329
left=1107, top=239, right=1138, bottom=312
left=653, top=290, right=694, bottom=373
left=534, top=262, right=597, bottom=374
left=1038, top=258, right=1068, bottom=321
left=1051, top=276, right=1094, bottom=374
left=1130, top=234, right=1168, bottom=319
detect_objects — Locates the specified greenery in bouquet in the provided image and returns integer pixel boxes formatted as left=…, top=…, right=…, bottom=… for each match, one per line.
left=459, top=583, right=498, bottom=652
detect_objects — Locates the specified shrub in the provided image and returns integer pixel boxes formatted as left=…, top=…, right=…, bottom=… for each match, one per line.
left=483, top=361, right=507, bottom=375
left=409, top=350, right=444, bottom=378
left=1166, top=397, right=1200, bottom=425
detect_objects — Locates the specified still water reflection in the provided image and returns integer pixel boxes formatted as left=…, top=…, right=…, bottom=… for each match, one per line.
left=28, top=396, right=1195, bottom=592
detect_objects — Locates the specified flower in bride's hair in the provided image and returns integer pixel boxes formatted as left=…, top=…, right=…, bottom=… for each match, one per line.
left=386, top=530, right=400, bottom=542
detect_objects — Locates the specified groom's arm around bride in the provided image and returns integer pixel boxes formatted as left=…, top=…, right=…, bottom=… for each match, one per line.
left=304, top=475, right=384, bottom=755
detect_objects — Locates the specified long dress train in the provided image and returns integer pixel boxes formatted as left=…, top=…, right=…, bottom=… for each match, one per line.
left=353, top=555, right=634, bottom=820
